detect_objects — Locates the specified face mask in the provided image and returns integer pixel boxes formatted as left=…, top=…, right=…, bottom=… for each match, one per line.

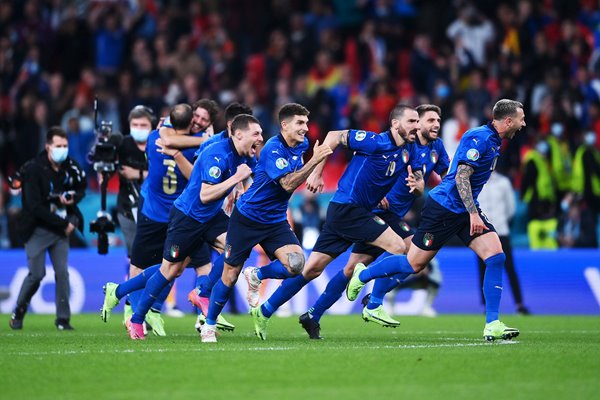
left=50, top=147, right=68, bottom=164
left=584, top=132, right=596, bottom=146
left=130, top=128, right=150, bottom=143
left=551, top=123, right=563, bottom=138
left=535, top=141, right=549, bottom=155
left=436, top=85, right=450, bottom=98
left=561, top=200, right=569, bottom=212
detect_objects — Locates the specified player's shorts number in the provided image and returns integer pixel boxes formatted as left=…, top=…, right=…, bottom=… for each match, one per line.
left=162, top=159, right=177, bottom=194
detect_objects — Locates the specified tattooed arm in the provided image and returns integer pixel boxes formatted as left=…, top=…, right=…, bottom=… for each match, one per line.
left=456, top=164, right=489, bottom=235
left=280, top=139, right=333, bottom=193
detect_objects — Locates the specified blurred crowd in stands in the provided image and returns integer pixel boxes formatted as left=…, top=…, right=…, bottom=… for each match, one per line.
left=1, top=0, right=600, bottom=249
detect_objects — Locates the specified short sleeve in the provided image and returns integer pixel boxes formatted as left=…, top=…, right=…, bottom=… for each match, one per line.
left=264, top=145, right=294, bottom=181
left=454, top=133, right=488, bottom=169
left=347, top=130, right=384, bottom=154
left=200, top=151, right=226, bottom=185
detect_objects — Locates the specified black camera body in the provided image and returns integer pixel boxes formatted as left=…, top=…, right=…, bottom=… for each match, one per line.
left=89, top=121, right=120, bottom=173
left=89, top=211, right=115, bottom=255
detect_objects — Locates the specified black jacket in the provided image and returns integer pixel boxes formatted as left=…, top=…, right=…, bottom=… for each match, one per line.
left=18, top=151, right=87, bottom=241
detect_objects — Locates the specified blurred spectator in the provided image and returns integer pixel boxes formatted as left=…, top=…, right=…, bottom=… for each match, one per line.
left=441, top=98, right=478, bottom=160
left=557, top=193, right=598, bottom=248
left=572, top=131, right=600, bottom=217
left=446, top=3, right=495, bottom=69
left=547, top=122, right=573, bottom=199
left=521, top=140, right=558, bottom=249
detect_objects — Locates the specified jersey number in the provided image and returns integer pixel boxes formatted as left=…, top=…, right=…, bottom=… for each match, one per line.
left=162, top=159, right=177, bottom=194
left=385, top=161, right=396, bottom=177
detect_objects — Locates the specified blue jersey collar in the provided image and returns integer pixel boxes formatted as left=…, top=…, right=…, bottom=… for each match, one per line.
left=277, top=133, right=291, bottom=148
left=228, top=137, right=240, bottom=157
left=486, top=122, right=501, bottom=140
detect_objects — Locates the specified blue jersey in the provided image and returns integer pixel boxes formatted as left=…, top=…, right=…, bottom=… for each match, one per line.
left=236, top=134, right=309, bottom=224
left=140, top=130, right=200, bottom=222
left=331, top=129, right=416, bottom=210
left=429, top=123, right=501, bottom=214
left=174, top=138, right=256, bottom=223
left=194, top=130, right=227, bottom=159
left=385, top=138, right=450, bottom=217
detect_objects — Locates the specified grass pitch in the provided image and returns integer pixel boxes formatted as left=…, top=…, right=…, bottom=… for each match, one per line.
left=1, top=313, right=598, bottom=400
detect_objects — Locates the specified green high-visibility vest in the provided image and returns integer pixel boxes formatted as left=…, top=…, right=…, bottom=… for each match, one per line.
left=522, top=150, right=555, bottom=203
left=572, top=145, right=600, bottom=196
left=547, top=136, right=572, bottom=192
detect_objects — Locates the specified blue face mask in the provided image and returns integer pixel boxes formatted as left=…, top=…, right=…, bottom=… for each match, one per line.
left=130, top=128, right=150, bottom=143
left=50, top=147, right=69, bottom=164
left=436, top=85, right=450, bottom=98
left=585, top=132, right=596, bottom=146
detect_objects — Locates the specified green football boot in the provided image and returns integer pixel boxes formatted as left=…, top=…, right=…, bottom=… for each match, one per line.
left=101, top=282, right=119, bottom=322
left=346, top=263, right=368, bottom=301
left=250, top=307, right=269, bottom=340
left=362, top=305, right=400, bottom=327
left=483, top=320, right=520, bottom=341
left=145, top=310, right=166, bottom=337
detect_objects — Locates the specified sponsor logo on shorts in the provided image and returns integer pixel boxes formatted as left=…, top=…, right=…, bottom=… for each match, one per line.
left=466, top=148, right=480, bottom=161
left=209, top=166, right=222, bottom=179
left=225, top=243, right=232, bottom=259
left=170, top=245, right=180, bottom=259
left=276, top=157, right=289, bottom=169
left=402, top=149, right=410, bottom=164
left=431, top=150, right=438, bottom=163
left=373, top=216, right=385, bottom=225
left=423, top=233, right=434, bottom=247
left=355, top=130, right=367, bottom=141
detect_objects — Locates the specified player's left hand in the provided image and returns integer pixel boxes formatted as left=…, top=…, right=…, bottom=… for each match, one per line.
left=378, top=197, right=390, bottom=210
left=306, top=171, right=325, bottom=193
left=469, top=213, right=489, bottom=236
left=405, top=165, right=421, bottom=193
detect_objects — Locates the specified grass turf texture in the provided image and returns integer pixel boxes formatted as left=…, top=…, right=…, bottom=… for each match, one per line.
left=1, top=314, right=598, bottom=400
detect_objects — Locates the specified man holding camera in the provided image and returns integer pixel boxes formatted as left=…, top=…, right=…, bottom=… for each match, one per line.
left=10, top=127, right=86, bottom=330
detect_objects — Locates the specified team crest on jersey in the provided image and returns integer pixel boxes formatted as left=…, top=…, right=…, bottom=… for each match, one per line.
left=209, top=166, right=221, bottom=179
left=276, top=157, right=289, bottom=169
left=373, top=216, right=385, bottom=225
left=170, top=245, right=180, bottom=259
left=423, top=233, right=434, bottom=247
left=400, top=221, right=411, bottom=232
left=355, top=130, right=367, bottom=141
left=225, top=243, right=232, bottom=259
left=402, top=149, right=410, bottom=164
left=431, top=150, right=438, bottom=163
left=466, top=148, right=479, bottom=161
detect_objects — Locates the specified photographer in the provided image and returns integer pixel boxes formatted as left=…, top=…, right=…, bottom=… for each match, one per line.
left=10, top=127, right=86, bottom=331
left=116, top=106, right=152, bottom=256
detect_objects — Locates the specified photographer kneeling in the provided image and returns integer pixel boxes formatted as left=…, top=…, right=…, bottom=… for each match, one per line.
left=10, top=127, right=86, bottom=331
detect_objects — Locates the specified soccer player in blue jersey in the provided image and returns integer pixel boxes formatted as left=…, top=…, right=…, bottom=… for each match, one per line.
left=297, top=104, right=450, bottom=338
left=200, top=103, right=333, bottom=343
left=103, top=114, right=262, bottom=340
left=346, top=99, right=526, bottom=341
left=244, top=104, right=421, bottom=340
left=102, top=104, right=206, bottom=335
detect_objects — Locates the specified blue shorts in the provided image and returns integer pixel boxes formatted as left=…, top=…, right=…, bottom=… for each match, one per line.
left=163, top=207, right=229, bottom=263
left=188, top=243, right=212, bottom=268
left=352, top=210, right=414, bottom=258
left=412, top=197, right=496, bottom=251
left=130, top=209, right=168, bottom=269
left=312, top=202, right=389, bottom=257
left=224, top=207, right=300, bottom=266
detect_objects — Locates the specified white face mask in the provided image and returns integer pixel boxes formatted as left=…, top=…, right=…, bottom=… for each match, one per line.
left=584, top=132, right=596, bottom=146
left=551, top=123, right=563, bottom=137
left=536, top=141, right=549, bottom=155
left=50, top=147, right=69, bottom=164
left=130, top=128, right=150, bottom=143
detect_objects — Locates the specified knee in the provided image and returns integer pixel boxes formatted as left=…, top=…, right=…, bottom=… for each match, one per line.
left=287, top=252, right=305, bottom=276
left=485, top=252, right=506, bottom=266
left=303, top=266, right=322, bottom=281
left=223, top=265, right=241, bottom=286
left=388, top=241, right=407, bottom=255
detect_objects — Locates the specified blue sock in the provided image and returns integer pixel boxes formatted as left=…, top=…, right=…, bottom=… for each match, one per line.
left=308, top=270, right=349, bottom=322
left=115, top=264, right=160, bottom=299
left=367, top=276, right=401, bottom=310
left=195, top=274, right=206, bottom=292
left=483, top=253, right=505, bottom=323
left=359, top=254, right=414, bottom=282
left=131, top=271, right=169, bottom=324
left=150, top=281, right=174, bottom=312
left=206, top=279, right=233, bottom=325
left=256, top=259, right=292, bottom=280
left=199, top=254, right=225, bottom=297
left=129, top=290, right=142, bottom=313
left=261, top=274, right=309, bottom=318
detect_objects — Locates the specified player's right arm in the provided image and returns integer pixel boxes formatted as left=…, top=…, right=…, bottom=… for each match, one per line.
left=280, top=140, right=332, bottom=193
left=306, top=130, right=349, bottom=193
left=456, top=163, right=488, bottom=236
left=159, top=126, right=211, bottom=149
left=200, top=164, right=252, bottom=203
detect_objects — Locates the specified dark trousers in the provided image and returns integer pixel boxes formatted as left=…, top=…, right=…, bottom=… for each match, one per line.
left=16, top=227, right=70, bottom=320
left=478, top=235, right=525, bottom=307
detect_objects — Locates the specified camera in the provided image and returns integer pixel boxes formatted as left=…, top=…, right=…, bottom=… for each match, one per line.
left=88, top=121, right=120, bottom=173
left=90, top=211, right=115, bottom=255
